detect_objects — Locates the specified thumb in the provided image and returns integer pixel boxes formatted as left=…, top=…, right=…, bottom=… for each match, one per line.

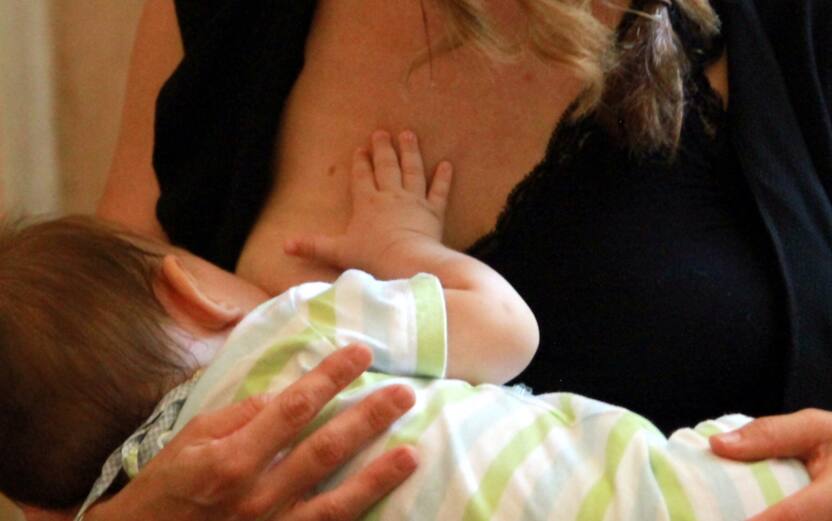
left=284, top=235, right=343, bottom=267
left=710, top=410, right=832, bottom=461
left=746, top=477, right=832, bottom=521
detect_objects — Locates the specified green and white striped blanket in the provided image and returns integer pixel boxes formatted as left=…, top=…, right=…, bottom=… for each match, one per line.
left=95, top=270, right=809, bottom=520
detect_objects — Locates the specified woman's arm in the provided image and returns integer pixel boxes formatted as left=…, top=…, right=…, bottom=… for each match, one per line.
left=95, top=0, right=182, bottom=240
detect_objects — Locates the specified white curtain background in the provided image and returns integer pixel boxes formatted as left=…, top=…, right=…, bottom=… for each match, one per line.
left=0, top=1, right=143, bottom=518
left=0, top=0, right=61, bottom=216
left=1, top=0, right=143, bottom=216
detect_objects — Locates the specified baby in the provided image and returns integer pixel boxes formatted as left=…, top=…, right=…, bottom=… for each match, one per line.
left=0, top=131, right=808, bottom=520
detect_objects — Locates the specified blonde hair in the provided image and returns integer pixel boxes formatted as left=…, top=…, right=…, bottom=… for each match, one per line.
left=430, top=0, right=720, bottom=154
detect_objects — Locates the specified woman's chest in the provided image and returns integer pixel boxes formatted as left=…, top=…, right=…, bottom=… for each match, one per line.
left=241, top=0, right=581, bottom=260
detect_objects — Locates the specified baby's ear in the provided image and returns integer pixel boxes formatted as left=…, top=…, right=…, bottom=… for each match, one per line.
left=157, top=255, right=242, bottom=330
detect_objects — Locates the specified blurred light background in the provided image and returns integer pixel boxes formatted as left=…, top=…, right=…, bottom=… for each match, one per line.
left=1, top=0, right=143, bottom=217
left=0, top=1, right=144, bottom=518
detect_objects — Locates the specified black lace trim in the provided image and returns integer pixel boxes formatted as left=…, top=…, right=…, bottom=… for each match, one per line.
left=466, top=7, right=727, bottom=259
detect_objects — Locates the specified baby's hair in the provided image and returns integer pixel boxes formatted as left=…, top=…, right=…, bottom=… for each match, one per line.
left=0, top=216, right=188, bottom=508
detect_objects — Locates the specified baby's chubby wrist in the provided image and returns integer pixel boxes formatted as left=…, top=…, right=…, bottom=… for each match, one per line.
left=368, top=236, right=456, bottom=281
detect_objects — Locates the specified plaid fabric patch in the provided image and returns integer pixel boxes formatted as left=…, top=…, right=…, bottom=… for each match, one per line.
left=74, top=377, right=198, bottom=521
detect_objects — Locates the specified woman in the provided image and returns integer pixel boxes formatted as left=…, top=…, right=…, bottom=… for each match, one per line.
left=30, top=0, right=832, bottom=519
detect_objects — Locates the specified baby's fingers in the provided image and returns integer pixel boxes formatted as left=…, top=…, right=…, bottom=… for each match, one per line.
left=371, top=131, right=403, bottom=191
left=427, top=161, right=453, bottom=216
left=284, top=235, right=343, bottom=268
left=351, top=147, right=375, bottom=201
left=398, top=131, right=426, bottom=196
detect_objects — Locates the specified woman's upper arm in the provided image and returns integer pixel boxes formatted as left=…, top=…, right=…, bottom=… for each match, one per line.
left=96, top=0, right=183, bottom=240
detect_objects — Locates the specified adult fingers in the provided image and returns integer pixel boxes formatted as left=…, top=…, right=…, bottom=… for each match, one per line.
left=224, top=345, right=375, bottom=476
left=397, top=130, right=426, bottom=196
left=251, top=383, right=416, bottom=510
left=371, top=130, right=402, bottom=190
left=747, top=476, right=832, bottom=521
left=711, top=409, right=832, bottom=461
left=351, top=147, right=375, bottom=200
left=163, top=347, right=375, bottom=505
left=427, top=161, right=453, bottom=215
left=168, top=392, right=271, bottom=446
left=279, top=446, right=419, bottom=521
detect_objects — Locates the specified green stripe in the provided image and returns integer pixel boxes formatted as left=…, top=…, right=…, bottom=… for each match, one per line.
left=255, top=288, right=333, bottom=412
left=694, top=422, right=723, bottom=438
left=750, top=461, right=785, bottom=506
left=386, top=386, right=472, bottom=448
left=692, top=420, right=784, bottom=505
left=364, top=385, right=474, bottom=521
left=410, top=274, right=447, bottom=377
left=297, top=372, right=402, bottom=440
left=308, top=287, right=337, bottom=341
left=233, top=328, right=322, bottom=401
left=650, top=448, right=698, bottom=521
left=560, top=393, right=576, bottom=426
left=577, top=412, right=658, bottom=521
left=462, top=411, right=566, bottom=520
left=124, top=446, right=140, bottom=478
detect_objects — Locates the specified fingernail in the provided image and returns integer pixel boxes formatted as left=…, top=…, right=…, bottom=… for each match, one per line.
left=400, top=130, right=416, bottom=143
left=393, top=447, right=418, bottom=472
left=715, top=431, right=742, bottom=444
left=344, top=344, right=373, bottom=369
left=390, top=385, right=415, bottom=409
left=373, top=130, right=390, bottom=141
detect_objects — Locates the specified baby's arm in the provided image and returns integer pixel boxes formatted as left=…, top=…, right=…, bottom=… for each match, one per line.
left=285, top=130, right=538, bottom=384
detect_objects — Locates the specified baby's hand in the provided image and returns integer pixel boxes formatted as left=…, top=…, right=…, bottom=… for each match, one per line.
left=284, top=130, right=453, bottom=273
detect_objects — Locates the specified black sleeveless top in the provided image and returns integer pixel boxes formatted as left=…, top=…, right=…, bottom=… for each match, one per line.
left=467, top=47, right=787, bottom=432
left=464, top=10, right=789, bottom=430
left=156, top=1, right=832, bottom=433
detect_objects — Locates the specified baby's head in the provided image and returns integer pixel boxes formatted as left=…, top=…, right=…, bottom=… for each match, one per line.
left=0, top=216, right=187, bottom=508
left=0, top=216, right=262, bottom=509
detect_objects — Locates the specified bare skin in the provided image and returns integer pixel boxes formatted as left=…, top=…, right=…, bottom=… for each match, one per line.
left=91, top=2, right=832, bottom=521
left=97, top=0, right=727, bottom=294
left=239, top=0, right=593, bottom=292
left=236, top=0, right=730, bottom=294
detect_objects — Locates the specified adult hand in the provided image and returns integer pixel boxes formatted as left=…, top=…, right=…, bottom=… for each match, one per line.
left=79, top=344, right=417, bottom=521
left=710, top=408, right=832, bottom=521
